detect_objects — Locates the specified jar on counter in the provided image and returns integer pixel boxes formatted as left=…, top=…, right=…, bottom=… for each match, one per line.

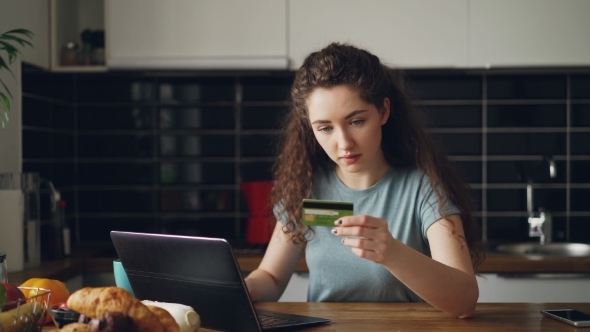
left=60, top=42, right=79, bottom=66
left=0, top=252, right=7, bottom=283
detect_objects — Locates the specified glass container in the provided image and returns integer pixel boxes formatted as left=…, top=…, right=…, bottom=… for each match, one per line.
left=0, top=252, right=7, bottom=282
left=60, top=42, right=79, bottom=66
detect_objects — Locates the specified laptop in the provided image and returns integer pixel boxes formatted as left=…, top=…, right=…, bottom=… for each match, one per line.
left=110, top=231, right=330, bottom=332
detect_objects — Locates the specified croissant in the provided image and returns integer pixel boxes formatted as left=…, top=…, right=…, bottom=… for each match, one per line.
left=60, top=322, right=92, bottom=332
left=66, top=287, right=164, bottom=332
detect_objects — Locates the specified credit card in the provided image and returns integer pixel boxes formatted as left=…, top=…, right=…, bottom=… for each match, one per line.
left=302, top=199, right=354, bottom=227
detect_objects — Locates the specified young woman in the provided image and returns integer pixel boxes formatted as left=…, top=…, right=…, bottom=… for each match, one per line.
left=244, top=43, right=483, bottom=318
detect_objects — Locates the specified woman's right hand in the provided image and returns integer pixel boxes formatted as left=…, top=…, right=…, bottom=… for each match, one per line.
left=332, top=214, right=399, bottom=266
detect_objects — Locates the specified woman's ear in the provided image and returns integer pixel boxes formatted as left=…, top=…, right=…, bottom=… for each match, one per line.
left=380, top=97, right=391, bottom=125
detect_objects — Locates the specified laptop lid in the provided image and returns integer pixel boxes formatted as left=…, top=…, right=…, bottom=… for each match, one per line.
left=111, top=231, right=262, bottom=331
left=110, top=231, right=329, bottom=332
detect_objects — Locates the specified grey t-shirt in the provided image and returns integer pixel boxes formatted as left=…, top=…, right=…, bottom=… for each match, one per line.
left=304, top=166, right=460, bottom=302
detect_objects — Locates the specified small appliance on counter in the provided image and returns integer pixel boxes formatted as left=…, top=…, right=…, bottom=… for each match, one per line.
left=0, top=174, right=70, bottom=272
left=41, top=179, right=71, bottom=260
left=0, top=173, right=40, bottom=272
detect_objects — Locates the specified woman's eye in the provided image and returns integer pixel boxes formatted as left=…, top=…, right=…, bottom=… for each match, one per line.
left=351, top=119, right=364, bottom=126
left=318, top=127, right=332, bottom=133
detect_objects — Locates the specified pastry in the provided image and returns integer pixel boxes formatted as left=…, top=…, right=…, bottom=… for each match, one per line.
left=67, top=287, right=164, bottom=332
left=60, top=322, right=92, bottom=332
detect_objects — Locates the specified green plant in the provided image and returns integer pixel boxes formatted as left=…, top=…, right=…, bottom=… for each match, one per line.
left=0, top=29, right=33, bottom=129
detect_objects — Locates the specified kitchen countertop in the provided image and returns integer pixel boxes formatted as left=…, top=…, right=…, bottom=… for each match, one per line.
left=8, top=247, right=590, bottom=285
left=43, top=302, right=590, bottom=331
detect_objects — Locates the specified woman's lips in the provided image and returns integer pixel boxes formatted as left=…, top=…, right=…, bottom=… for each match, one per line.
left=341, top=154, right=361, bottom=164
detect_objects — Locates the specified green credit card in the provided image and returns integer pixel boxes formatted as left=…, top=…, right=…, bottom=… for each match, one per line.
left=302, top=199, right=354, bottom=227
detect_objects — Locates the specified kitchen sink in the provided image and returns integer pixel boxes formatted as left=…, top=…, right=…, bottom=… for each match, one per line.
left=493, top=242, right=590, bottom=257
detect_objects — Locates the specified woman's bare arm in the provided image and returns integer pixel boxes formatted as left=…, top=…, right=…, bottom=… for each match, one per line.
left=244, top=222, right=304, bottom=302
left=336, top=214, right=478, bottom=318
left=383, top=214, right=478, bottom=318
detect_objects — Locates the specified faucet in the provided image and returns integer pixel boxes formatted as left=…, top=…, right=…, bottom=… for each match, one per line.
left=526, top=156, right=556, bottom=245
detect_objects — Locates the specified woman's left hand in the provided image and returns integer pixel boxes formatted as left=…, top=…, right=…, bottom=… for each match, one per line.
left=331, top=215, right=398, bottom=265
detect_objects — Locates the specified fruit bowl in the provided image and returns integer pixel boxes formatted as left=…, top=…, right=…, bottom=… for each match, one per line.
left=0, top=287, right=51, bottom=332
left=47, top=302, right=80, bottom=329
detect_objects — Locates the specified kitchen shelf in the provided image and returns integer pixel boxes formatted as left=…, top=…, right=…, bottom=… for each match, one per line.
left=160, top=212, right=248, bottom=219
left=158, top=129, right=238, bottom=135
left=158, top=102, right=237, bottom=107
left=51, top=66, right=108, bottom=73
left=50, top=0, right=106, bottom=72
left=160, top=184, right=237, bottom=190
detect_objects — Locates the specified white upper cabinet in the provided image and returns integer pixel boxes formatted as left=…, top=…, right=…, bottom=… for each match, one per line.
left=105, top=0, right=288, bottom=69
left=469, top=0, right=590, bottom=67
left=288, top=0, right=469, bottom=70
left=59, top=0, right=589, bottom=70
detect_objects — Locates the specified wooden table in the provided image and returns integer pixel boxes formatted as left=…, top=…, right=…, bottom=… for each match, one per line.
left=44, top=302, right=590, bottom=331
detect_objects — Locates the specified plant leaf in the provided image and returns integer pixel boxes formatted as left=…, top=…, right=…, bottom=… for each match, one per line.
left=0, top=92, right=10, bottom=112
left=0, top=41, right=20, bottom=63
left=0, top=34, right=34, bottom=48
left=4, top=29, right=34, bottom=39
left=0, top=28, right=33, bottom=39
left=0, top=92, right=9, bottom=130
left=0, top=56, right=16, bottom=80
left=0, top=78, right=13, bottom=99
left=0, top=40, right=19, bottom=52
left=0, top=105, right=8, bottom=129
left=0, top=28, right=33, bottom=130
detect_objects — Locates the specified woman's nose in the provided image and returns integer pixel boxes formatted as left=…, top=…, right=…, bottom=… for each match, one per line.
left=336, top=129, right=354, bottom=150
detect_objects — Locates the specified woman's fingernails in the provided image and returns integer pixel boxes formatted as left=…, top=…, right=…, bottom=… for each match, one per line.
left=334, top=219, right=342, bottom=225
left=331, top=228, right=337, bottom=235
left=341, top=238, right=345, bottom=244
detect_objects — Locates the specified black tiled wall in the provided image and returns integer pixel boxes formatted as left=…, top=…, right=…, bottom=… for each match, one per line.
left=22, top=67, right=590, bottom=246
left=21, top=67, right=76, bottom=256
left=411, top=72, right=590, bottom=243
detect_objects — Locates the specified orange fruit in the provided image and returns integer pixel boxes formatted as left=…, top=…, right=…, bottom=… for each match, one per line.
left=20, top=278, right=70, bottom=324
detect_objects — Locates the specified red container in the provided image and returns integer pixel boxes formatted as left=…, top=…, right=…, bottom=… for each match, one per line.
left=240, top=181, right=274, bottom=245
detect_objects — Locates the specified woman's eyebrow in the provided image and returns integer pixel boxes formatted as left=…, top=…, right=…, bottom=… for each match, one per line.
left=344, top=109, right=368, bottom=119
left=311, top=109, right=368, bottom=124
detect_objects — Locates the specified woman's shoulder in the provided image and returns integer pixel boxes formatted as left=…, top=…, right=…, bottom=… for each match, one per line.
left=386, top=167, right=434, bottom=194
left=392, top=166, right=427, bottom=182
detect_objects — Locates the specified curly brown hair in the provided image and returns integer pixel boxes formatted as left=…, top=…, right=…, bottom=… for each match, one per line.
left=270, top=42, right=483, bottom=268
